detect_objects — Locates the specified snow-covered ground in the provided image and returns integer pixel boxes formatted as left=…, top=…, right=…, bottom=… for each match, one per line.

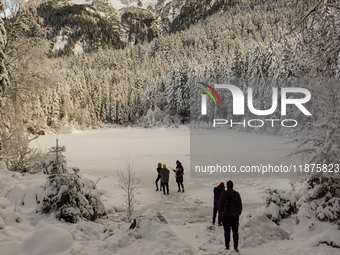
left=68, top=0, right=162, bottom=12
left=0, top=128, right=339, bottom=255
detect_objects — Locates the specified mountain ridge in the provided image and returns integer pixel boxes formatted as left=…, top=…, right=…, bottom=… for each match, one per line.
left=36, top=0, right=236, bottom=55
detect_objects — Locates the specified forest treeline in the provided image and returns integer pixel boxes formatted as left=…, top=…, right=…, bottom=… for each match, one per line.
left=10, top=0, right=338, bottom=134
left=0, top=0, right=339, bottom=167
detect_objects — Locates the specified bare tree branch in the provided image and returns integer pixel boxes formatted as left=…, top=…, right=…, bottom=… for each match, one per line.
left=288, top=0, right=324, bottom=34
left=325, top=4, right=340, bottom=11
left=116, top=157, right=140, bottom=222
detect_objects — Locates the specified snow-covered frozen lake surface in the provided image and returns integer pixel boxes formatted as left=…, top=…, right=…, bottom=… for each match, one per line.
left=0, top=128, right=339, bottom=255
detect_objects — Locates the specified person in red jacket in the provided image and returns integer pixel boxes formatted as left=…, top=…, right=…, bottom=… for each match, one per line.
left=212, top=182, right=225, bottom=226
left=173, top=160, right=184, bottom=192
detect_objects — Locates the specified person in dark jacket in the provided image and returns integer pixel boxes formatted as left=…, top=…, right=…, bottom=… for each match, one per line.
left=212, top=182, right=225, bottom=226
left=173, top=160, right=184, bottom=192
left=155, top=163, right=162, bottom=191
left=160, top=164, right=170, bottom=195
left=218, top=180, right=242, bottom=253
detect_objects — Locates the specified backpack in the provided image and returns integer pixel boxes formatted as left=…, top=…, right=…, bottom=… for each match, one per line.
left=223, top=191, right=240, bottom=216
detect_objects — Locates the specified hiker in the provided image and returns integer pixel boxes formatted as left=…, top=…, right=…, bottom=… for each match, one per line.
left=160, top=164, right=170, bottom=195
left=155, top=162, right=162, bottom=191
left=212, top=182, right=225, bottom=226
left=173, top=160, right=184, bottom=192
left=218, top=180, right=242, bottom=253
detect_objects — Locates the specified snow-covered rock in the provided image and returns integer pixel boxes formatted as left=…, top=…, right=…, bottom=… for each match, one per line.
left=0, top=161, right=7, bottom=171
left=22, top=226, right=73, bottom=255
left=59, top=125, right=72, bottom=134
left=240, top=212, right=290, bottom=248
left=0, top=161, right=22, bottom=197
left=101, top=209, right=195, bottom=254
left=306, top=226, right=340, bottom=248
left=263, top=202, right=280, bottom=223
left=0, top=197, right=13, bottom=220
left=5, top=172, right=46, bottom=214
left=4, top=211, right=30, bottom=227
left=0, top=216, right=5, bottom=230
left=293, top=202, right=340, bottom=248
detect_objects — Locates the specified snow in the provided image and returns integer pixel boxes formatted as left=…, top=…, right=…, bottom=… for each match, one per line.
left=0, top=128, right=338, bottom=254
left=0, top=198, right=13, bottom=220
left=239, top=212, right=290, bottom=248
left=0, top=162, right=22, bottom=197
left=53, top=30, right=69, bottom=52
left=22, top=226, right=73, bottom=255
left=69, top=0, right=93, bottom=5
left=59, top=125, right=73, bottom=134
left=74, top=41, right=84, bottom=55
left=137, top=0, right=158, bottom=9
left=263, top=202, right=280, bottom=221
left=68, top=0, right=169, bottom=12
left=5, top=172, right=46, bottom=216
left=106, top=0, right=127, bottom=11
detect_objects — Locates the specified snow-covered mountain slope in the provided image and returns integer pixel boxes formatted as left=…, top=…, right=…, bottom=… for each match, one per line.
left=69, top=0, right=162, bottom=12
left=36, top=0, right=236, bottom=55
left=69, top=0, right=180, bottom=13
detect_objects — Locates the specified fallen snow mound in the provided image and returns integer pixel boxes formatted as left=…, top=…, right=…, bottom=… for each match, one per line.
left=101, top=209, right=195, bottom=254
left=240, top=212, right=290, bottom=248
left=59, top=125, right=72, bottom=134
left=0, top=161, right=22, bottom=197
left=293, top=203, right=340, bottom=248
left=0, top=197, right=13, bottom=220
left=22, top=226, right=73, bottom=255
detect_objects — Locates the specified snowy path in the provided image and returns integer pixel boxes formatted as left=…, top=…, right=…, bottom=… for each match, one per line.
left=16, top=128, right=338, bottom=255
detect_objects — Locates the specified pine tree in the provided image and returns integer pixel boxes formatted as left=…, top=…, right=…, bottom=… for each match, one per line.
left=41, top=139, right=106, bottom=223
left=0, top=0, right=9, bottom=148
left=0, top=0, right=7, bottom=95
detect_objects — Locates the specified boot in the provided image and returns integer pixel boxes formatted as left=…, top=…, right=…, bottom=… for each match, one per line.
left=178, top=188, right=181, bottom=192
left=182, top=189, right=185, bottom=193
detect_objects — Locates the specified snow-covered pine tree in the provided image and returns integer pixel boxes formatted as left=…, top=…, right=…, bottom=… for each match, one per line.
left=3, top=0, right=55, bottom=129
left=0, top=0, right=6, bottom=152
left=286, top=2, right=340, bottom=226
left=41, top=139, right=106, bottom=223
left=0, top=0, right=7, bottom=95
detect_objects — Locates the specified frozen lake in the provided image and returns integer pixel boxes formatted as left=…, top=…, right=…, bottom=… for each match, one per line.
left=32, top=127, right=191, bottom=179
left=31, top=127, right=297, bottom=215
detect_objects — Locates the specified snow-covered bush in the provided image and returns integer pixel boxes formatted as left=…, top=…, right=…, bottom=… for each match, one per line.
left=264, top=188, right=300, bottom=224
left=41, top=141, right=67, bottom=175
left=240, top=212, right=290, bottom=248
left=140, top=107, right=164, bottom=128
left=305, top=178, right=340, bottom=224
left=40, top=140, right=106, bottom=223
left=0, top=130, right=46, bottom=173
left=265, top=177, right=340, bottom=234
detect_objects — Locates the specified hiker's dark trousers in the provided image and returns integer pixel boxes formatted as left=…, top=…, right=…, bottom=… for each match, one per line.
left=155, top=175, right=161, bottom=190
left=222, top=215, right=239, bottom=249
left=161, top=182, right=169, bottom=194
left=212, top=202, right=221, bottom=224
